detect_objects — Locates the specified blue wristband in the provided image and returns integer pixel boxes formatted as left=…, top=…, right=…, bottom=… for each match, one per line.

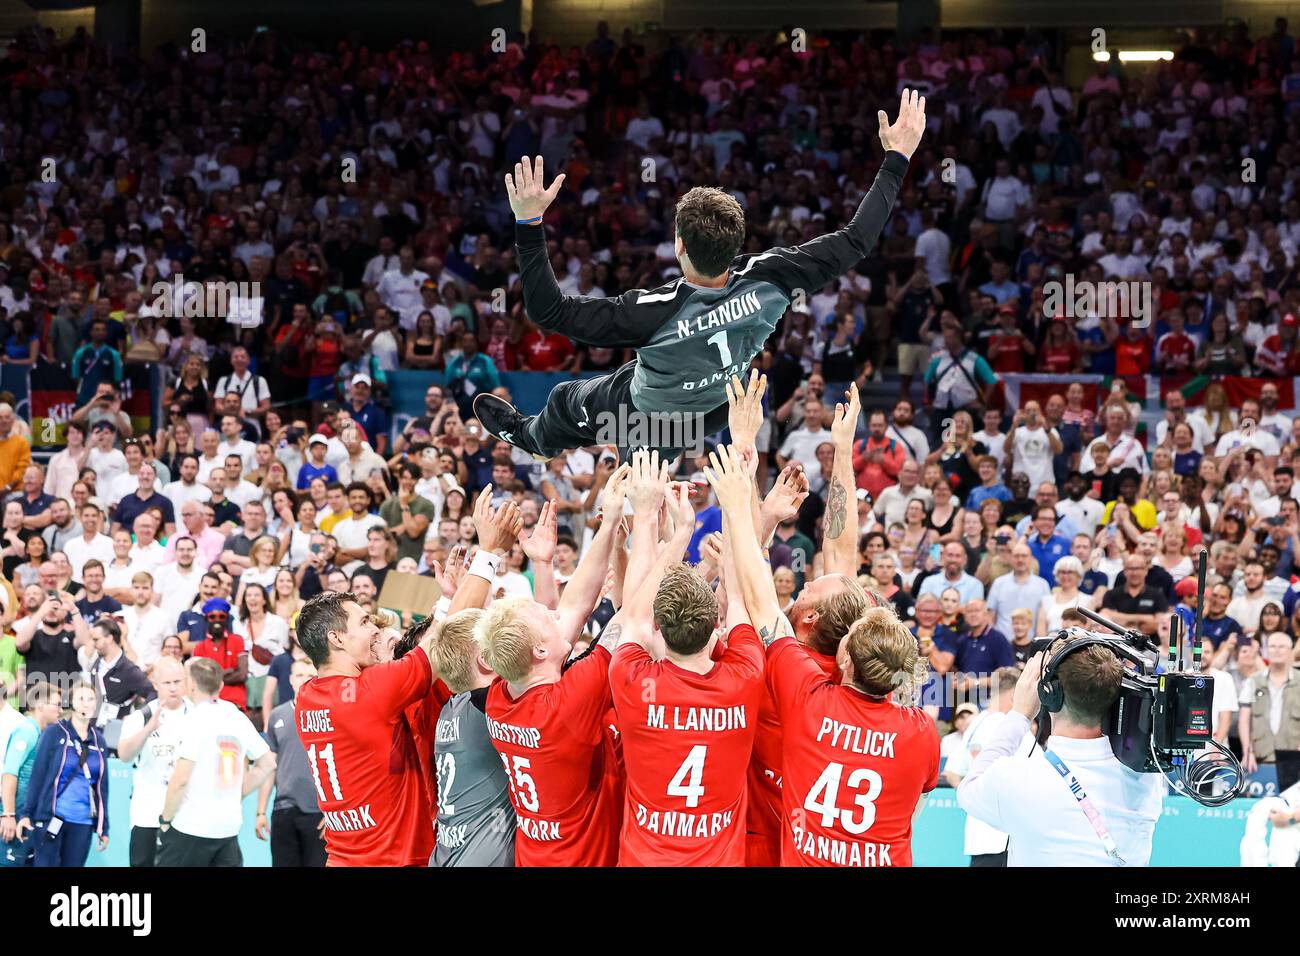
left=516, top=215, right=544, bottom=225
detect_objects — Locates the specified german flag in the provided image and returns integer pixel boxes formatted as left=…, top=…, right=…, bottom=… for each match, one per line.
left=31, top=359, right=155, bottom=448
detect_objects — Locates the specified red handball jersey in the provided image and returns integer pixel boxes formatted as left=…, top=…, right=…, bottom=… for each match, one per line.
left=746, top=647, right=838, bottom=866
left=409, top=678, right=455, bottom=822
left=484, top=645, right=622, bottom=867
left=767, top=638, right=939, bottom=867
left=294, top=648, right=437, bottom=867
left=609, top=624, right=764, bottom=867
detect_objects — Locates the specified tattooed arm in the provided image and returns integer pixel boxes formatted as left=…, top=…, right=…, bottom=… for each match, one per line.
left=706, top=445, right=795, bottom=647
left=822, top=381, right=862, bottom=577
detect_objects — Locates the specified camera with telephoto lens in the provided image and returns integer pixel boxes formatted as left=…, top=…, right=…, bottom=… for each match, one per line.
left=1027, top=550, right=1244, bottom=808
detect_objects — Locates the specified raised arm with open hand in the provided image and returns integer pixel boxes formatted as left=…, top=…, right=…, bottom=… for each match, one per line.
left=705, top=445, right=793, bottom=647
left=823, top=381, right=862, bottom=576
left=555, top=463, right=631, bottom=643
left=627, top=450, right=670, bottom=517
left=521, top=499, right=560, bottom=610
left=505, top=155, right=566, bottom=221
left=624, top=451, right=668, bottom=619
left=759, top=463, right=810, bottom=545
left=878, top=88, right=927, bottom=160
left=452, top=495, right=523, bottom=613
left=478, top=493, right=522, bottom=554
left=726, top=369, right=767, bottom=452
left=617, top=482, right=696, bottom=652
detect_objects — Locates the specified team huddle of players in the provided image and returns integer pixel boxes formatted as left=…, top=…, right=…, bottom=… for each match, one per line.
left=293, top=372, right=940, bottom=867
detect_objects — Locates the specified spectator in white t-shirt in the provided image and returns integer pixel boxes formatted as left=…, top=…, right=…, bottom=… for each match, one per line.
left=1004, top=402, right=1062, bottom=489
left=625, top=101, right=666, bottom=151
left=157, top=657, right=274, bottom=866
left=115, top=656, right=192, bottom=866
left=776, top=400, right=831, bottom=474
left=119, top=570, right=172, bottom=666
left=212, top=347, right=270, bottom=419
left=63, top=503, right=115, bottom=583
left=1081, top=405, right=1149, bottom=475
left=87, top=422, right=128, bottom=490
left=873, top=458, right=933, bottom=529
left=1215, top=401, right=1282, bottom=461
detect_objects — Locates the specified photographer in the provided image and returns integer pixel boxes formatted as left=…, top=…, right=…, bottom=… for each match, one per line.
left=956, top=646, right=1165, bottom=866
left=70, top=381, right=132, bottom=441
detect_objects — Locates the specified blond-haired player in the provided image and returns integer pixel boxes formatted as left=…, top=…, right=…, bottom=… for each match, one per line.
left=479, top=463, right=630, bottom=866
left=708, top=443, right=940, bottom=866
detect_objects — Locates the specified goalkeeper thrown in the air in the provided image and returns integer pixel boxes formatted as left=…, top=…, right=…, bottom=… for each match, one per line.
left=473, top=90, right=928, bottom=461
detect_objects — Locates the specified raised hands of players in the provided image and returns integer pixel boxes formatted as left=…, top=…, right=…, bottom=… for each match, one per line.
left=626, top=450, right=669, bottom=517
left=761, top=462, right=810, bottom=527
left=666, top=481, right=694, bottom=539
left=704, top=444, right=754, bottom=516
left=505, top=155, right=566, bottom=222
left=478, top=494, right=523, bottom=555
left=433, top=544, right=471, bottom=600
left=598, top=462, right=632, bottom=525
left=831, top=381, right=861, bottom=450
left=520, top=499, right=558, bottom=566
left=726, top=369, right=767, bottom=451
left=878, top=88, right=926, bottom=160
left=696, top=531, right=724, bottom=585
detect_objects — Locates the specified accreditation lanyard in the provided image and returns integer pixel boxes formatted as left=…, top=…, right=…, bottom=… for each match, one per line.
left=1043, top=749, right=1126, bottom=866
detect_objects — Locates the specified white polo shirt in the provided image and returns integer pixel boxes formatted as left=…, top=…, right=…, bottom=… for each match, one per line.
left=956, top=711, right=1165, bottom=866
left=120, top=699, right=193, bottom=828
left=172, top=697, right=270, bottom=839
left=945, top=708, right=1035, bottom=856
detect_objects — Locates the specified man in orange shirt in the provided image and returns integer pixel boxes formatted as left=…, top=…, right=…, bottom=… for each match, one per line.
left=0, top=403, right=31, bottom=494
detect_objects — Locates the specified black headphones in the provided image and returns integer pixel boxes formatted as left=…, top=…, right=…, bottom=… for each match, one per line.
left=1037, top=633, right=1119, bottom=713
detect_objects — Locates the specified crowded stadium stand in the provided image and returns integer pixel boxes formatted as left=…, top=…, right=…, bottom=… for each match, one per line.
left=0, top=1, right=1298, bottom=872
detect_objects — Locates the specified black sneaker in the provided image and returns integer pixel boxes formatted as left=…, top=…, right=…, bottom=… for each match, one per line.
left=473, top=393, right=551, bottom=462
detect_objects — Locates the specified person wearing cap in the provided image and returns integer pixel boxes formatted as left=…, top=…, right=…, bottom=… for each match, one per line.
left=941, top=701, right=980, bottom=764
left=297, top=435, right=338, bottom=490
left=1255, top=313, right=1300, bottom=378
left=345, top=374, right=389, bottom=456
left=190, top=598, right=248, bottom=711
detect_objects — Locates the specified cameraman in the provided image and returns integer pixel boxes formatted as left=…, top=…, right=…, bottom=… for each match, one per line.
left=956, top=645, right=1165, bottom=866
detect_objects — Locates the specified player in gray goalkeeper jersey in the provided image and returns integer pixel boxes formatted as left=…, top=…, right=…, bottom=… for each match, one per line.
left=431, top=609, right=516, bottom=867
left=475, top=90, right=928, bottom=461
